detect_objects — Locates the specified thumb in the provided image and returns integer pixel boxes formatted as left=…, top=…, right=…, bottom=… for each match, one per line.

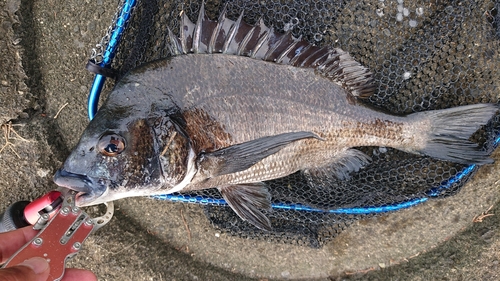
left=0, top=257, right=50, bottom=281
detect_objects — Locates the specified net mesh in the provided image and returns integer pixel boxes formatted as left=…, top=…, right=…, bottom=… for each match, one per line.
left=101, top=0, right=499, bottom=248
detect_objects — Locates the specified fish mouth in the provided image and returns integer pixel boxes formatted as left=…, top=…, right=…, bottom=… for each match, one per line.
left=53, top=169, right=106, bottom=206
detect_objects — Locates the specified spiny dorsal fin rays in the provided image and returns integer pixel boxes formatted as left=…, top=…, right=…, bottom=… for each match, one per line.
left=303, top=46, right=333, bottom=68
left=264, top=30, right=294, bottom=61
left=169, top=1, right=375, bottom=99
left=180, top=11, right=195, bottom=54
left=222, top=11, right=244, bottom=54
left=167, top=27, right=182, bottom=56
left=274, top=35, right=301, bottom=64
left=197, top=5, right=218, bottom=54
left=236, top=23, right=257, bottom=56
left=192, top=2, right=205, bottom=53
left=288, top=42, right=312, bottom=65
left=207, top=5, right=223, bottom=54
left=249, top=20, right=272, bottom=59
left=211, top=5, right=234, bottom=53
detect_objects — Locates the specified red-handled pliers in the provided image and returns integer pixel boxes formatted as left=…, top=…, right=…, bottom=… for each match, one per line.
left=1, top=188, right=113, bottom=281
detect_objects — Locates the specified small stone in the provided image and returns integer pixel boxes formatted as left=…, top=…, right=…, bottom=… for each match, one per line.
left=481, top=230, right=495, bottom=242
left=6, top=0, right=21, bottom=13
left=281, top=271, right=290, bottom=277
left=37, top=169, right=50, bottom=178
left=87, top=21, right=96, bottom=32
left=18, top=112, right=29, bottom=119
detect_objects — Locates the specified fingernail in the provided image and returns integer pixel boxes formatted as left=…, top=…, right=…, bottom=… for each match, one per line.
left=19, top=257, right=49, bottom=274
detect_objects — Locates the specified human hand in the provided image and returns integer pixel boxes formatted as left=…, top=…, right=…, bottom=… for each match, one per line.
left=0, top=226, right=97, bottom=281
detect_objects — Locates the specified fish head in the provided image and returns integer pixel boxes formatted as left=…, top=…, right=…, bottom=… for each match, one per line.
left=53, top=101, right=193, bottom=207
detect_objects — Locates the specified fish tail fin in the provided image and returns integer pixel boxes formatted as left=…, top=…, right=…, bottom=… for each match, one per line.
left=414, top=103, right=498, bottom=165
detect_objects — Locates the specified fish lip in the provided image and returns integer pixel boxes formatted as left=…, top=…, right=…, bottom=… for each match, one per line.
left=53, top=169, right=92, bottom=193
left=74, top=190, right=105, bottom=206
left=53, top=169, right=106, bottom=206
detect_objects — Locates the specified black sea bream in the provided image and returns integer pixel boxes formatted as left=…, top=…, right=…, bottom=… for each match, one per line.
left=54, top=4, right=498, bottom=230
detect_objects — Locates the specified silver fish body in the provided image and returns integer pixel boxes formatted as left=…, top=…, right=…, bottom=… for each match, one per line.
left=54, top=5, right=498, bottom=230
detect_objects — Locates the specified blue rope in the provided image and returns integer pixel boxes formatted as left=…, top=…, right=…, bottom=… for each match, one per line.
left=272, top=198, right=429, bottom=214
left=151, top=193, right=429, bottom=214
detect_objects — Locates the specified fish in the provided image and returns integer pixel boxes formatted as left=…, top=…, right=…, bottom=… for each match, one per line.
left=53, top=4, right=498, bottom=231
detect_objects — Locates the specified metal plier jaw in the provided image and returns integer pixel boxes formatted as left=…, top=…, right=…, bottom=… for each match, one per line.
left=2, top=188, right=114, bottom=281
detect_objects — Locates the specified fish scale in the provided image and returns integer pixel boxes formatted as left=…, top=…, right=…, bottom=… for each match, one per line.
left=123, top=54, right=393, bottom=144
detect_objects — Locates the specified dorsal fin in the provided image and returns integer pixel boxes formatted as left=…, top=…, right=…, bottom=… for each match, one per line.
left=167, top=2, right=375, bottom=98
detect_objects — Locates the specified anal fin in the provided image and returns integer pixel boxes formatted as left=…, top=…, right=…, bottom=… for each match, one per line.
left=304, top=148, right=372, bottom=182
left=218, top=183, right=272, bottom=231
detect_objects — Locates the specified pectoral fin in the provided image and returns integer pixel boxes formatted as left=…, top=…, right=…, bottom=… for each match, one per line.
left=218, top=183, right=272, bottom=231
left=198, top=131, right=321, bottom=177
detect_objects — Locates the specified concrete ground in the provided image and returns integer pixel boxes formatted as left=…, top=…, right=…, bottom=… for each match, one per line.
left=0, top=0, right=499, bottom=280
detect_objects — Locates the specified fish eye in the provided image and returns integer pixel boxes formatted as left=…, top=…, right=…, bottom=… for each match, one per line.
left=97, top=133, right=126, bottom=157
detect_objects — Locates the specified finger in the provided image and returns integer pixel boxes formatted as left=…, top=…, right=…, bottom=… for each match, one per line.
left=0, top=257, right=50, bottom=281
left=0, top=227, right=38, bottom=263
left=61, top=268, right=98, bottom=281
